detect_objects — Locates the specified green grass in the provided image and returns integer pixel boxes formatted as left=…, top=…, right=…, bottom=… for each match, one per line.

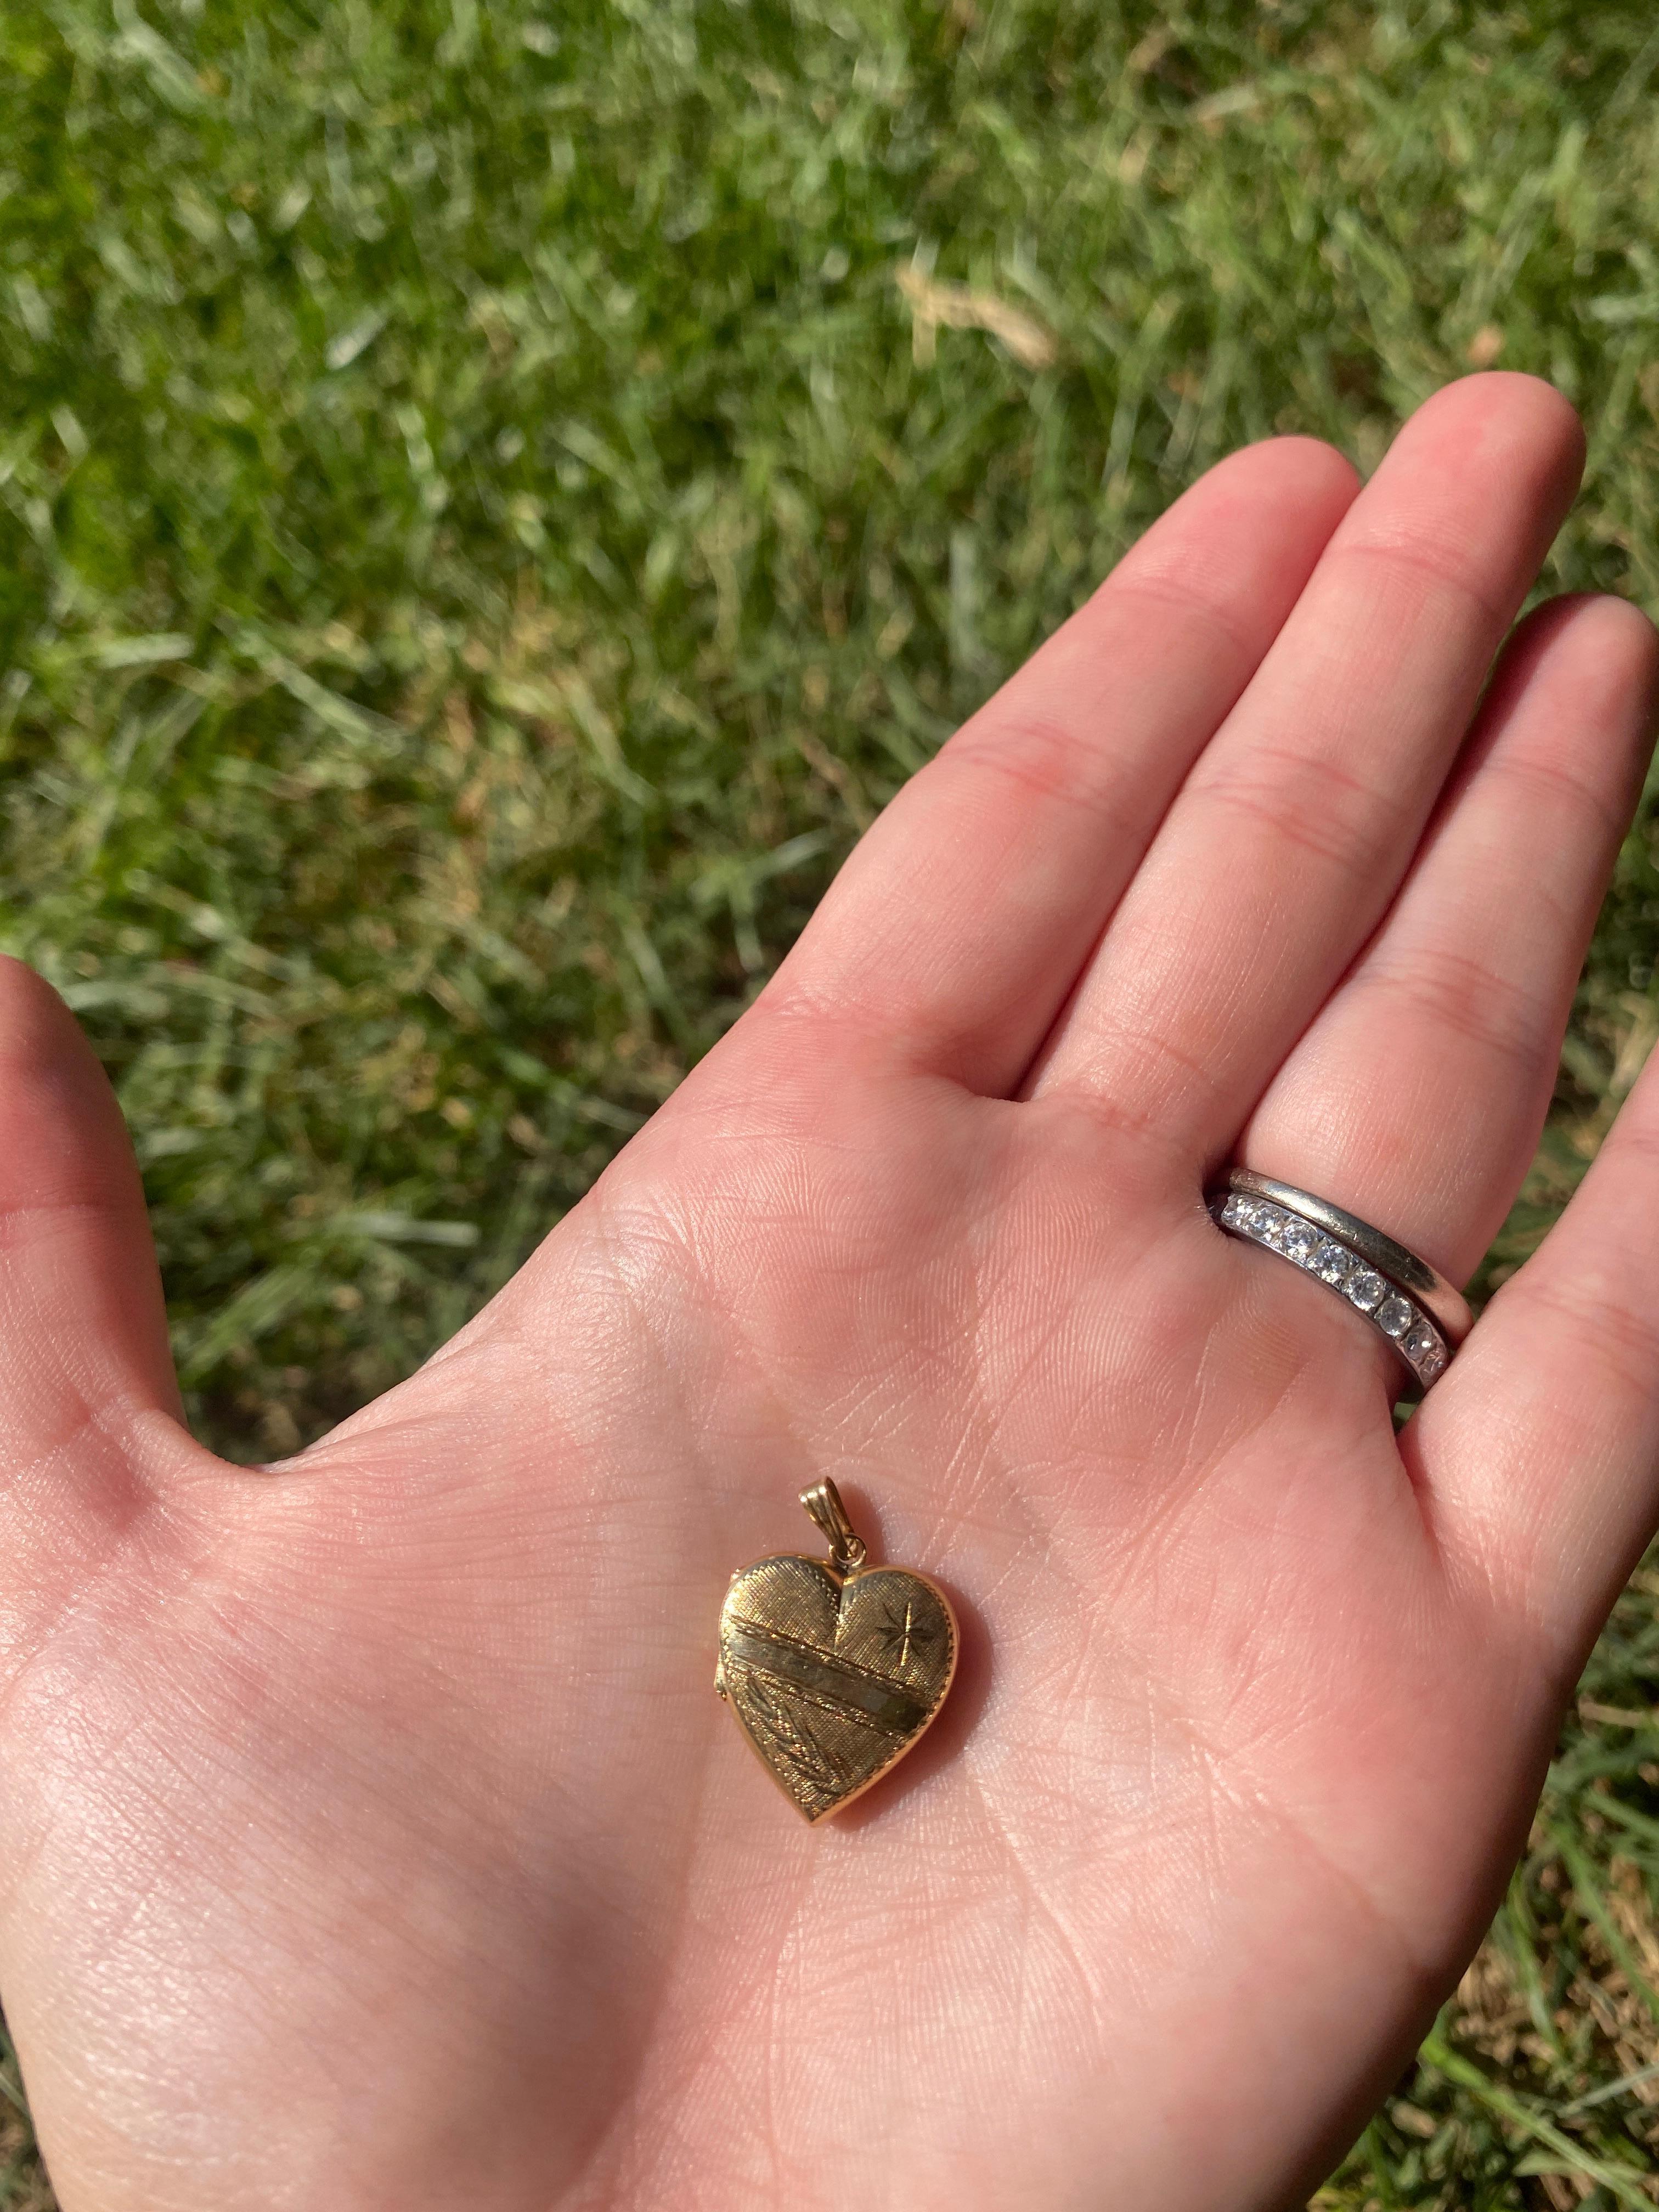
left=1, top=1, right=1658, bottom=2201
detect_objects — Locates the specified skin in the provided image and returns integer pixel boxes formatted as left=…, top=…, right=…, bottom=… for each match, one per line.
left=1, top=374, right=1658, bottom=2210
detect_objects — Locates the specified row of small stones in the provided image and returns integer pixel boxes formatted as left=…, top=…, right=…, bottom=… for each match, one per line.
left=1217, top=1193, right=1448, bottom=1383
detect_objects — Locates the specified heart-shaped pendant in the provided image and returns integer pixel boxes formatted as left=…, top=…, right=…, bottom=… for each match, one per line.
left=716, top=1480, right=958, bottom=1823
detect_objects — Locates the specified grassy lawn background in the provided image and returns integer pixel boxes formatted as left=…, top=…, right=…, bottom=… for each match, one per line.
left=2, top=0, right=1658, bottom=2200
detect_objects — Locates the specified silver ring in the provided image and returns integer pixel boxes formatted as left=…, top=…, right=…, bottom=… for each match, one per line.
left=1212, top=1170, right=1471, bottom=1393
left=1226, top=1170, right=1472, bottom=1342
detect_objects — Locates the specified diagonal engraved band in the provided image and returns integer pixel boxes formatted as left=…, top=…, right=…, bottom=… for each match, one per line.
left=1212, top=1171, right=1468, bottom=1394
left=721, top=1625, right=931, bottom=1737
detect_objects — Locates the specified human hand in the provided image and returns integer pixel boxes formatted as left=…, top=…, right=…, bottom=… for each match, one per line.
left=2, top=373, right=1656, bottom=2211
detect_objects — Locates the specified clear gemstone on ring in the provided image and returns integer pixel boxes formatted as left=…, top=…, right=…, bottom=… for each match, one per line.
left=1346, top=1269, right=1385, bottom=1312
left=1282, top=1220, right=1318, bottom=1264
left=1314, top=1239, right=1355, bottom=1284
left=1252, top=1205, right=1285, bottom=1244
left=1404, top=1322, right=1437, bottom=1361
left=1376, top=1295, right=1414, bottom=1338
left=1417, top=1341, right=1448, bottom=1381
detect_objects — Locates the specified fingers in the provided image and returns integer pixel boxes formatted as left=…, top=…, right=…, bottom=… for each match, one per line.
left=765, top=434, right=1359, bottom=1094
left=1238, top=594, right=1659, bottom=1282
left=0, top=962, right=187, bottom=1584
left=1427, top=1034, right=1659, bottom=1652
left=1031, top=375, right=1587, bottom=1154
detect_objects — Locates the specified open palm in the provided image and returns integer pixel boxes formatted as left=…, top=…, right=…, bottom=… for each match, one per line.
left=4, top=375, right=1659, bottom=2212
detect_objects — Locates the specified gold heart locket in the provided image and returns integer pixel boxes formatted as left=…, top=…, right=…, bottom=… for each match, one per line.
left=715, top=1481, right=958, bottom=1823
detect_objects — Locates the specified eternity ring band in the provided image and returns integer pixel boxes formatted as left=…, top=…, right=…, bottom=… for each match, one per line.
left=1211, top=1169, right=1473, bottom=1395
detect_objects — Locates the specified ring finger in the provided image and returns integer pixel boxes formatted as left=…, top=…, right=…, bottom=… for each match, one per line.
left=1237, top=589, right=1659, bottom=1287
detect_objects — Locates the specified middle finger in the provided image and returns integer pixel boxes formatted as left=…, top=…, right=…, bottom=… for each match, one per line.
left=1028, top=374, right=1585, bottom=1159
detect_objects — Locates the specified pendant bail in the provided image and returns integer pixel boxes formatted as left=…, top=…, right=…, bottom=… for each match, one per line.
left=799, top=1478, right=867, bottom=1574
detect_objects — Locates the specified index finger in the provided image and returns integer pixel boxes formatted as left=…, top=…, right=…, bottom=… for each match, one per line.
left=764, top=435, right=1358, bottom=1097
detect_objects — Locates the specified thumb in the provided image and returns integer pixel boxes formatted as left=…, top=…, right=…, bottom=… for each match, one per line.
left=0, top=958, right=188, bottom=1567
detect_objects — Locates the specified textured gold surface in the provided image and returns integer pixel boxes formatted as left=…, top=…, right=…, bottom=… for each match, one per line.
left=716, top=1486, right=958, bottom=1822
